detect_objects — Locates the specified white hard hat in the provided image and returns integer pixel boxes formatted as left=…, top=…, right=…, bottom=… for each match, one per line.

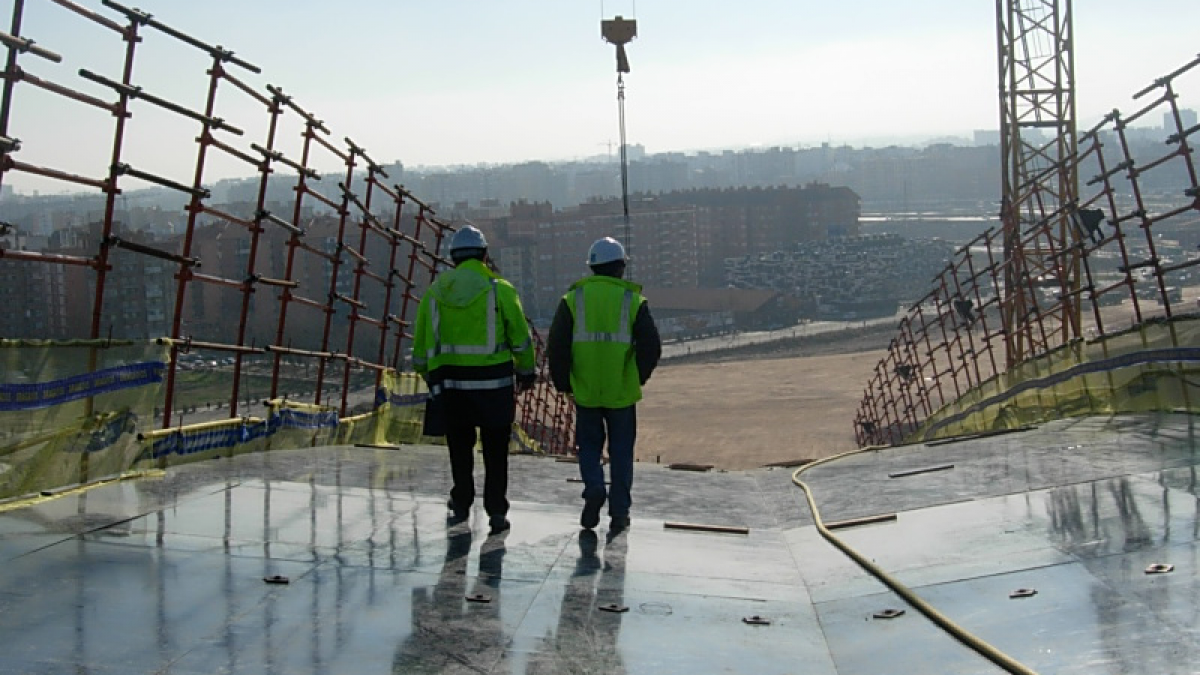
left=449, top=225, right=488, bottom=252
left=587, top=237, right=626, bottom=266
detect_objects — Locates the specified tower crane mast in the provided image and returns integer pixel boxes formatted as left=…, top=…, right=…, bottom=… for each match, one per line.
left=996, top=0, right=1081, bottom=364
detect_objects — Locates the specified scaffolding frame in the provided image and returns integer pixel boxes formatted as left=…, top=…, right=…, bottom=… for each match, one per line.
left=856, top=48, right=1200, bottom=445
left=0, top=0, right=575, bottom=456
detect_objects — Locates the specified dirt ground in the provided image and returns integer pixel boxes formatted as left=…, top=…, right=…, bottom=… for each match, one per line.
left=632, top=296, right=1187, bottom=471
left=636, top=324, right=892, bottom=471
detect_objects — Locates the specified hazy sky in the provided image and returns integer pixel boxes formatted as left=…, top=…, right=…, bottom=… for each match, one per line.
left=2, top=0, right=1197, bottom=193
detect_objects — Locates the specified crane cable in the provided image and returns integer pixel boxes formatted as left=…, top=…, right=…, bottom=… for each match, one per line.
left=792, top=449, right=1040, bottom=675
left=617, top=72, right=630, bottom=251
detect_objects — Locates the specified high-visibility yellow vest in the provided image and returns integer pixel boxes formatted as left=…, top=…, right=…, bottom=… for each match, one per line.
left=563, top=275, right=645, bottom=408
left=412, top=259, right=534, bottom=392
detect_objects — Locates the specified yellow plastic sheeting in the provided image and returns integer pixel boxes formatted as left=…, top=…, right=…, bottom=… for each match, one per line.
left=512, top=422, right=546, bottom=455
left=1, top=341, right=560, bottom=501
left=138, top=371, right=436, bottom=465
left=913, top=318, right=1200, bottom=442
left=0, top=340, right=168, bottom=500
left=0, top=344, right=432, bottom=500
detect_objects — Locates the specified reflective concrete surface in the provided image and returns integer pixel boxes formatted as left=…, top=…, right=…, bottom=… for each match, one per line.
left=2, top=413, right=1199, bottom=673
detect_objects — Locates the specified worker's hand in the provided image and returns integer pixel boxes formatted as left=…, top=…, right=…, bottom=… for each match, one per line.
left=515, top=372, right=537, bottom=394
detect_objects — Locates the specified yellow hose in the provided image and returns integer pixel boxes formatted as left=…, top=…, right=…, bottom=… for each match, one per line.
left=792, top=448, right=1040, bottom=675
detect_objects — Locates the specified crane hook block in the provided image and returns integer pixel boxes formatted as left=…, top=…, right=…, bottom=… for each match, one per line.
left=602, top=16, right=637, bottom=73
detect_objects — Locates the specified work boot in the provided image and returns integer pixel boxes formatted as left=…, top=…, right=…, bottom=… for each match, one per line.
left=447, top=498, right=468, bottom=524
left=488, top=515, right=511, bottom=535
left=580, top=495, right=606, bottom=530
left=609, top=515, right=630, bottom=534
left=578, top=529, right=599, bottom=557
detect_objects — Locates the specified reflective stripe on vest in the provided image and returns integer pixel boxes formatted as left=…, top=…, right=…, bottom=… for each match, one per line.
left=426, top=279, right=508, bottom=362
left=430, top=375, right=515, bottom=396
left=572, top=288, right=633, bottom=344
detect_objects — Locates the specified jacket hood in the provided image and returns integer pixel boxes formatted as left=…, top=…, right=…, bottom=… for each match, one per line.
left=431, top=259, right=496, bottom=308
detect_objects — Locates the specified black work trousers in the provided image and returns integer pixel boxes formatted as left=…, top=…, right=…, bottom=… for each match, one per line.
left=442, top=386, right=514, bottom=517
left=446, top=424, right=510, bottom=517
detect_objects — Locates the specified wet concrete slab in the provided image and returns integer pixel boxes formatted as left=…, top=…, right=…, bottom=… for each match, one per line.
left=1, top=412, right=1199, bottom=673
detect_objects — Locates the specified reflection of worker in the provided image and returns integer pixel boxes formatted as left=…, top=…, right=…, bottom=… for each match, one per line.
left=391, top=527, right=471, bottom=673
left=547, top=237, right=661, bottom=533
left=392, top=527, right=508, bottom=673
left=412, top=225, right=536, bottom=535
left=526, top=530, right=627, bottom=674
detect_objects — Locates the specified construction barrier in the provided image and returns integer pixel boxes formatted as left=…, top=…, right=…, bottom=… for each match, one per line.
left=0, top=340, right=563, bottom=501
left=913, top=317, right=1200, bottom=442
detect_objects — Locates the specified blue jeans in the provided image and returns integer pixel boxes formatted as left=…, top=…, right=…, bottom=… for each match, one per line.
left=575, top=404, right=636, bottom=519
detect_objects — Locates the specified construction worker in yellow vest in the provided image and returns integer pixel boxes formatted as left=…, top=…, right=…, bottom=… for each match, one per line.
left=547, top=237, right=661, bottom=535
left=412, top=225, right=536, bottom=535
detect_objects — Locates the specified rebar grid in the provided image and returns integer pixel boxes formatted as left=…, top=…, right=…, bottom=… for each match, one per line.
left=0, top=0, right=575, bottom=455
left=856, top=54, right=1200, bottom=446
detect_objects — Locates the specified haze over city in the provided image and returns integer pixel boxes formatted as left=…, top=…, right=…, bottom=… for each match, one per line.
left=2, top=0, right=1196, bottom=195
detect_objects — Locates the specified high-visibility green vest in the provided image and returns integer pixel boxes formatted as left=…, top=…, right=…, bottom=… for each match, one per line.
left=411, top=259, right=534, bottom=392
left=564, top=275, right=645, bottom=408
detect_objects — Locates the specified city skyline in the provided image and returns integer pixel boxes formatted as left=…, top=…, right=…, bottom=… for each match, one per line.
left=1, top=0, right=1196, bottom=195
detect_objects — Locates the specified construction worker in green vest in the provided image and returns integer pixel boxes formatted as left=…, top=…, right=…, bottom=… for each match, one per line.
left=547, top=236, right=661, bottom=535
left=412, top=225, right=536, bottom=535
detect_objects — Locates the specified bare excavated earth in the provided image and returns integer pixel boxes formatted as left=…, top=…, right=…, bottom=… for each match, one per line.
left=637, top=323, right=894, bottom=471
left=634, top=298, right=1174, bottom=471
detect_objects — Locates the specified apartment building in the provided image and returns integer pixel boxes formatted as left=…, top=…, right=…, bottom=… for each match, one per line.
left=475, top=184, right=858, bottom=321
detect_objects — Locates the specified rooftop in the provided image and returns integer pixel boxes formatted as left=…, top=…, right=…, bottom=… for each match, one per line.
left=1, top=412, right=1197, bottom=674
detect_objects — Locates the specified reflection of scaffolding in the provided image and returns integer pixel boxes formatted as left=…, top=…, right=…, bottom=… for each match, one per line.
left=0, top=0, right=572, bottom=453
left=856, top=46, right=1200, bottom=446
